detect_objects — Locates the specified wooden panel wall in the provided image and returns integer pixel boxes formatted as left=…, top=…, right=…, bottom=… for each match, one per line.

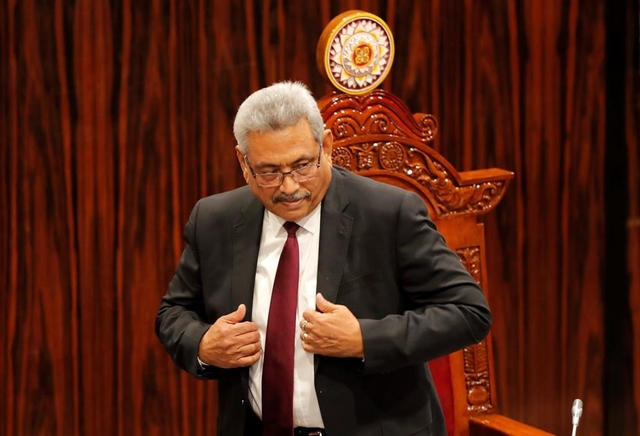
left=629, top=64, right=640, bottom=436
left=1, top=1, right=635, bottom=435
left=623, top=0, right=639, bottom=434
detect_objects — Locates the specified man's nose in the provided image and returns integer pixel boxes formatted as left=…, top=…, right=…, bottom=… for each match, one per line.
left=279, top=173, right=300, bottom=193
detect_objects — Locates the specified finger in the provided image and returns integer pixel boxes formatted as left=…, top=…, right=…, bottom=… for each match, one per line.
left=236, top=340, right=262, bottom=358
left=236, top=348, right=261, bottom=367
left=316, top=293, right=338, bottom=313
left=301, top=339, right=314, bottom=354
left=234, top=329, right=261, bottom=345
left=222, top=304, right=247, bottom=323
left=229, top=321, right=259, bottom=335
left=300, top=330, right=311, bottom=343
left=302, top=308, right=318, bottom=321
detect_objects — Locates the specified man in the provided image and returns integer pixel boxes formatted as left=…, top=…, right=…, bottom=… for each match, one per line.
left=156, top=81, right=492, bottom=436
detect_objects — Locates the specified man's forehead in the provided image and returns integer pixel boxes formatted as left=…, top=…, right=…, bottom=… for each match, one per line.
left=248, top=141, right=318, bottom=167
left=247, top=121, right=315, bottom=142
left=246, top=123, right=317, bottom=157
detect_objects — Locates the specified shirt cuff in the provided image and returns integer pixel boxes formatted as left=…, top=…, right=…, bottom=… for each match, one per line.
left=197, top=356, right=210, bottom=369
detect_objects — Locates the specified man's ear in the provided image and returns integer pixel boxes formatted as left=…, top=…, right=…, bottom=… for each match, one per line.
left=235, top=146, right=250, bottom=183
left=322, top=129, right=333, bottom=162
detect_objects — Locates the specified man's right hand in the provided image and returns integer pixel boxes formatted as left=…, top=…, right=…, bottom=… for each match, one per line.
left=197, top=304, right=261, bottom=368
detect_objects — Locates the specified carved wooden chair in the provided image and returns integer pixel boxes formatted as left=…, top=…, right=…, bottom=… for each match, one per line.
left=316, top=11, right=554, bottom=436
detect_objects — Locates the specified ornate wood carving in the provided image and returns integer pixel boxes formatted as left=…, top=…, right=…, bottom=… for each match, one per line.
left=321, top=90, right=437, bottom=142
left=456, top=246, right=494, bottom=413
left=456, top=246, right=483, bottom=288
left=320, top=91, right=513, bottom=219
left=463, top=341, right=494, bottom=413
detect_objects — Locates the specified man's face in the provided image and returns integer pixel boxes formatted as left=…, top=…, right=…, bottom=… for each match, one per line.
left=236, top=118, right=333, bottom=222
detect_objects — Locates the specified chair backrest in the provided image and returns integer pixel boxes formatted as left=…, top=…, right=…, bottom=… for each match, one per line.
left=316, top=11, right=514, bottom=436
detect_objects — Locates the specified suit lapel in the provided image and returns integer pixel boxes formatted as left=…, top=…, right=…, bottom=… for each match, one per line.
left=231, top=195, right=263, bottom=396
left=232, top=196, right=264, bottom=320
left=315, top=168, right=353, bottom=373
left=317, top=168, right=353, bottom=305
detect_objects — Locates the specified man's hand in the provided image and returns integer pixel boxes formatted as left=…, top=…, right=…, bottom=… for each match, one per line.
left=198, top=304, right=261, bottom=368
left=300, top=294, right=364, bottom=358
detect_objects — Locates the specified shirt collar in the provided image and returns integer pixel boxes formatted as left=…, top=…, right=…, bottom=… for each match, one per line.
left=265, top=203, right=322, bottom=236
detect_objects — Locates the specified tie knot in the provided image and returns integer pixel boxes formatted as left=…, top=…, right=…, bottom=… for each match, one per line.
left=283, top=221, right=299, bottom=235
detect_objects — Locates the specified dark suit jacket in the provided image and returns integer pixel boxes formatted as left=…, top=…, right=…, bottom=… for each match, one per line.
left=156, top=166, right=492, bottom=436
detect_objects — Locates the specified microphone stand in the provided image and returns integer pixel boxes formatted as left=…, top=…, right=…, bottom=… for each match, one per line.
left=571, top=399, right=583, bottom=436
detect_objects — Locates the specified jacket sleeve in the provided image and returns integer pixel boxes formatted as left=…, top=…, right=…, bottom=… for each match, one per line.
left=155, top=201, right=227, bottom=379
left=358, top=191, right=492, bottom=374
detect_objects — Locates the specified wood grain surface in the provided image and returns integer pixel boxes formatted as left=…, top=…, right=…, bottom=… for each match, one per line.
left=1, top=1, right=636, bottom=435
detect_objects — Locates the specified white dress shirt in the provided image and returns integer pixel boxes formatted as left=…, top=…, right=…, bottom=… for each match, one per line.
left=248, top=205, right=324, bottom=428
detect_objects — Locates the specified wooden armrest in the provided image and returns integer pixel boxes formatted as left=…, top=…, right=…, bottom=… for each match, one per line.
left=469, top=414, right=555, bottom=436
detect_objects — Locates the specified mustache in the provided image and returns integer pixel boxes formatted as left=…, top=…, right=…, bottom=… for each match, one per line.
left=273, top=190, right=310, bottom=203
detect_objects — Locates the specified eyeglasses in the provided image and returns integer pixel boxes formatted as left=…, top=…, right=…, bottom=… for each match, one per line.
left=244, top=143, right=323, bottom=187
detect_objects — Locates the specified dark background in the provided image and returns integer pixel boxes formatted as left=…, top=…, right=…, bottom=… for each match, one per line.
left=1, top=1, right=638, bottom=435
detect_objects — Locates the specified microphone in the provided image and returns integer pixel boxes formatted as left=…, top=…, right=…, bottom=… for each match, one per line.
left=571, top=399, right=583, bottom=436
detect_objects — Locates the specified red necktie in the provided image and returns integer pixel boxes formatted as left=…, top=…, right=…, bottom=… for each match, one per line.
left=262, top=222, right=299, bottom=436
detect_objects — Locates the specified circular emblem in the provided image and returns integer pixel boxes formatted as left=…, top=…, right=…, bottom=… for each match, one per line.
left=331, top=148, right=353, bottom=170
left=317, top=11, right=395, bottom=95
left=379, top=142, right=404, bottom=170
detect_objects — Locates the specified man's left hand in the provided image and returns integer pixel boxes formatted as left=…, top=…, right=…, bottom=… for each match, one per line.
left=300, top=293, right=364, bottom=358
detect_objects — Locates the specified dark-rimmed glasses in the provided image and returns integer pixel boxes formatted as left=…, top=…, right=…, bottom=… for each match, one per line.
left=244, top=143, right=323, bottom=187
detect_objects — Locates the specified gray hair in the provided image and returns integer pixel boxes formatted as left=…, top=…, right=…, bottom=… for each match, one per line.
left=233, top=81, right=324, bottom=154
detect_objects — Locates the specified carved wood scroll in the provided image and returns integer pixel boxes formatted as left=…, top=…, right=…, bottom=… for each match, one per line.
left=318, top=90, right=513, bottom=220
left=458, top=246, right=494, bottom=413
